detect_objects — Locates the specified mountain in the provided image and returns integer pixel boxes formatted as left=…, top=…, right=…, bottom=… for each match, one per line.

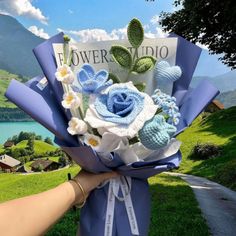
left=217, top=89, right=236, bottom=108
left=191, top=70, right=236, bottom=93
left=0, top=14, right=44, bottom=77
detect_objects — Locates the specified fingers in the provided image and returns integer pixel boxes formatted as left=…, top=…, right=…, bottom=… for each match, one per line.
left=97, top=171, right=119, bottom=183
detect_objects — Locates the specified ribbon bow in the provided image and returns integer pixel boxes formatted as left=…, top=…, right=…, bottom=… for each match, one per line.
left=104, top=176, right=139, bottom=236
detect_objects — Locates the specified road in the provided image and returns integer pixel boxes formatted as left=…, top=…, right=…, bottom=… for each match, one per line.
left=166, top=172, right=236, bottom=236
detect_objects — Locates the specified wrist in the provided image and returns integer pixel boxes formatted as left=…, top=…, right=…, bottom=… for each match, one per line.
left=68, top=179, right=87, bottom=207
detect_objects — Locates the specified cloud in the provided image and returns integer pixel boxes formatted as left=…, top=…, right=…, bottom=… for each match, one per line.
left=150, top=15, right=159, bottom=25
left=68, top=9, right=74, bottom=14
left=58, top=26, right=128, bottom=43
left=28, top=25, right=49, bottom=39
left=57, top=16, right=168, bottom=43
left=0, top=0, right=48, bottom=24
left=196, top=42, right=209, bottom=50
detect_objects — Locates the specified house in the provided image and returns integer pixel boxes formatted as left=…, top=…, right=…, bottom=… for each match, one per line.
left=205, top=100, right=224, bottom=113
left=3, top=141, right=14, bottom=148
left=0, top=154, right=21, bottom=172
left=31, top=159, right=61, bottom=172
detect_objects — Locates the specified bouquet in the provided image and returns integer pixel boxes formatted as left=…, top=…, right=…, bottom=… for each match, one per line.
left=5, top=18, right=219, bottom=236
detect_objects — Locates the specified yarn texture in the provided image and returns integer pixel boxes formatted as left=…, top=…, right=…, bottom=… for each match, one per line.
left=139, top=115, right=177, bottom=150
left=154, top=61, right=182, bottom=82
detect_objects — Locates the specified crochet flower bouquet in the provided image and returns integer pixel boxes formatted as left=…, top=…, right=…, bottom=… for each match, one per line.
left=6, top=19, right=219, bottom=236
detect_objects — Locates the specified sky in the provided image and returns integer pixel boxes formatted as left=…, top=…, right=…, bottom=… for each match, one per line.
left=0, top=0, right=231, bottom=77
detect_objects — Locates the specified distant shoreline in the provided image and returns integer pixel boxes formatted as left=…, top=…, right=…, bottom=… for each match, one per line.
left=0, top=107, right=32, bottom=122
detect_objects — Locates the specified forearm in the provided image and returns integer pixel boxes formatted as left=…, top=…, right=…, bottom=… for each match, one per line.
left=0, top=181, right=79, bottom=236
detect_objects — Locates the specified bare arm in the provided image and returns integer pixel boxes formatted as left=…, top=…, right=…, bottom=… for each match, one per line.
left=0, top=170, right=117, bottom=236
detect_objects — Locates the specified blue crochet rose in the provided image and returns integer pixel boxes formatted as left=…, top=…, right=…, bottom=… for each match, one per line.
left=139, top=115, right=177, bottom=150
left=76, top=64, right=112, bottom=94
left=85, top=82, right=158, bottom=138
left=94, top=86, right=144, bottom=125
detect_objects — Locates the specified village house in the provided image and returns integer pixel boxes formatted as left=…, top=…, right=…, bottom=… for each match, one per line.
left=205, top=100, right=224, bottom=113
left=31, top=159, right=61, bottom=172
left=3, top=141, right=14, bottom=148
left=0, top=154, right=21, bottom=172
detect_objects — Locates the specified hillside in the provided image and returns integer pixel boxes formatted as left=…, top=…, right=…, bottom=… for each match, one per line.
left=0, top=69, right=31, bottom=121
left=217, top=89, right=236, bottom=108
left=191, top=70, right=236, bottom=93
left=0, top=14, right=44, bottom=77
left=0, top=69, right=26, bottom=108
left=178, top=107, right=236, bottom=190
left=11, top=140, right=57, bottom=155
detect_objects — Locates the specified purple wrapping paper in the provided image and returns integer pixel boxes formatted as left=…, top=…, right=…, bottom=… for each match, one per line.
left=5, top=33, right=219, bottom=236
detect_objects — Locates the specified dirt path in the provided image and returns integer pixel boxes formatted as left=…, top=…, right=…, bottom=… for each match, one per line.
left=166, top=172, right=236, bottom=236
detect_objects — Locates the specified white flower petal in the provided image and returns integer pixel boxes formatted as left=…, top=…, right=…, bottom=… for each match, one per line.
left=67, top=117, right=87, bottom=135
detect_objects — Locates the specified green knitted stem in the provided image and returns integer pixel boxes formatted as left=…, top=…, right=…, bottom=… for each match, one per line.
left=109, top=73, right=121, bottom=84
left=134, top=82, right=146, bottom=92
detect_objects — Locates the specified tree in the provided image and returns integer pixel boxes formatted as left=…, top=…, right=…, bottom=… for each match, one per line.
left=160, top=0, right=236, bottom=68
left=44, top=137, right=53, bottom=145
left=27, top=137, right=34, bottom=154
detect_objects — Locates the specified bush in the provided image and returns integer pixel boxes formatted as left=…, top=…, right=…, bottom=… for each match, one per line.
left=191, top=143, right=221, bottom=160
left=44, top=137, right=53, bottom=145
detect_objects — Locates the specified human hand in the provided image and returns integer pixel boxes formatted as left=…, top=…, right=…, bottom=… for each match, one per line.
left=72, top=170, right=118, bottom=205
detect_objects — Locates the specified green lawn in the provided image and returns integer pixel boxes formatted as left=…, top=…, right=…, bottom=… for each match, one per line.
left=0, top=144, right=4, bottom=154
left=11, top=140, right=57, bottom=155
left=178, top=107, right=236, bottom=190
left=0, top=167, right=209, bottom=236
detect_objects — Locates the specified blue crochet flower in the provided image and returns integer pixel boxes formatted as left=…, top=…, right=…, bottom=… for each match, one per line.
left=152, top=89, right=181, bottom=125
left=94, top=86, right=145, bottom=125
left=76, top=64, right=112, bottom=94
left=139, top=115, right=177, bottom=150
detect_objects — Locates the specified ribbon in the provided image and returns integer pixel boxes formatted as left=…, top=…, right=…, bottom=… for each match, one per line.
left=104, top=176, right=139, bottom=236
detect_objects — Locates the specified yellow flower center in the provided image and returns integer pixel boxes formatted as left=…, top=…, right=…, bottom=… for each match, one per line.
left=60, top=68, right=68, bottom=77
left=66, top=95, right=74, bottom=104
left=88, top=138, right=99, bottom=147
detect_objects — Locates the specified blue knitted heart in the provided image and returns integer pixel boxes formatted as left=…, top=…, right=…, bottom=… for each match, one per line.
left=154, top=61, right=182, bottom=82
left=139, top=115, right=177, bottom=150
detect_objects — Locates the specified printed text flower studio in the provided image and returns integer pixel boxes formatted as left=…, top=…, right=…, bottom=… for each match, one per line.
left=53, top=38, right=178, bottom=70
left=57, top=46, right=169, bottom=66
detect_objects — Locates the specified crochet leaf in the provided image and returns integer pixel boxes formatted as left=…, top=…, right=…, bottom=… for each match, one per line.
left=132, top=56, right=156, bottom=74
left=134, top=82, right=146, bottom=92
left=109, top=73, right=121, bottom=84
left=127, top=18, right=144, bottom=48
left=110, top=45, right=132, bottom=69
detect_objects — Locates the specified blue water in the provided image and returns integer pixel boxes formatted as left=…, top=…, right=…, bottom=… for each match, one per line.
left=0, top=122, right=55, bottom=144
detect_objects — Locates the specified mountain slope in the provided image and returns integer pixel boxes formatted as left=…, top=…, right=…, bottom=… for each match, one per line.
left=191, top=70, right=236, bottom=92
left=217, top=89, right=236, bottom=108
left=0, top=14, right=44, bottom=77
left=178, top=107, right=236, bottom=190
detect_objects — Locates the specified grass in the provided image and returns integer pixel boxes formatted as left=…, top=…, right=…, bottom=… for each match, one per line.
left=0, top=144, right=4, bottom=154
left=148, top=175, right=209, bottom=236
left=177, top=107, right=236, bottom=190
left=0, top=168, right=209, bottom=236
left=11, top=140, right=57, bottom=155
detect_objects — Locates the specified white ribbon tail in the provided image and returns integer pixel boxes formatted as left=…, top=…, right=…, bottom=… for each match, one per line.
left=104, top=177, right=139, bottom=236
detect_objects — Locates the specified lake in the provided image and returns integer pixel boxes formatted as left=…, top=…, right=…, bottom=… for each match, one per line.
left=0, top=122, right=54, bottom=144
